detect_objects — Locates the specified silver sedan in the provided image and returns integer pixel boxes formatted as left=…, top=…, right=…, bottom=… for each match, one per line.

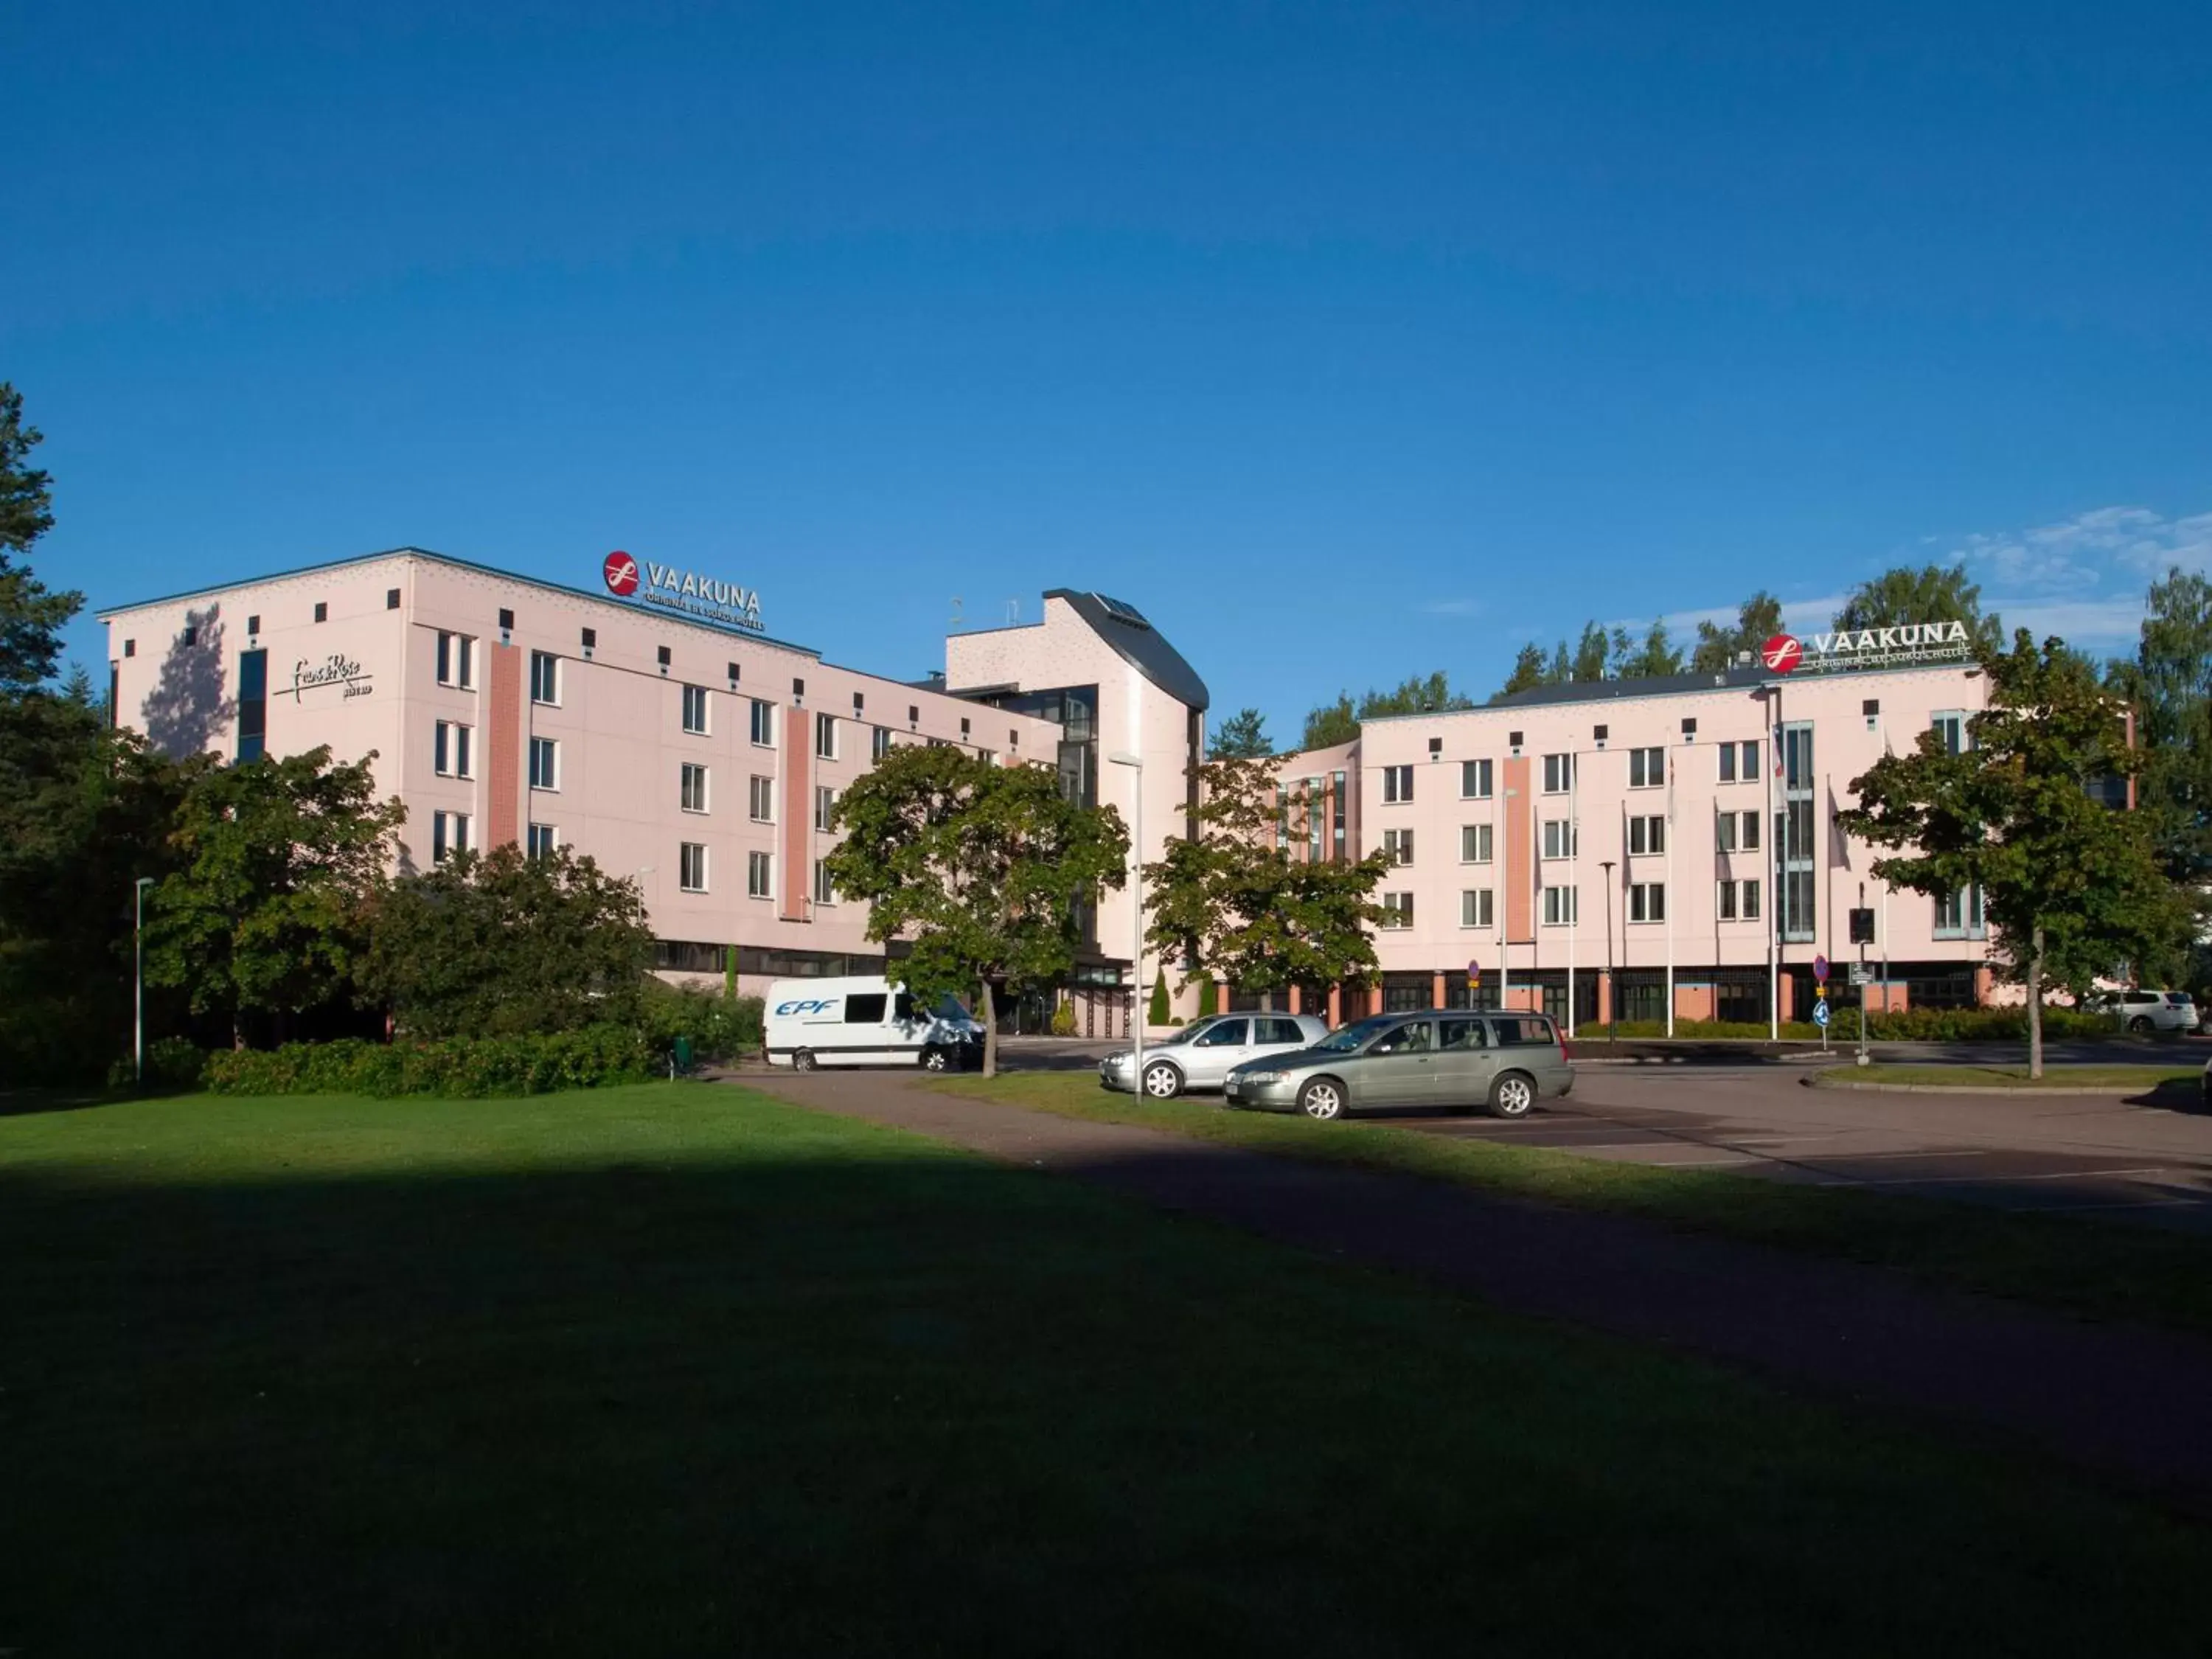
left=1223, top=1010, right=1575, bottom=1120
left=1100, top=1012, right=1332, bottom=1099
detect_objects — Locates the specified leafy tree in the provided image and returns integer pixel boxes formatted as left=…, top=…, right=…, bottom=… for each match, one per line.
left=1208, top=706, right=1274, bottom=759
left=364, top=844, right=653, bottom=1038
left=1300, top=693, right=1359, bottom=751
left=1495, top=642, right=1551, bottom=700
left=0, top=383, right=77, bottom=694
left=826, top=743, right=1128, bottom=1076
left=1618, top=618, right=1685, bottom=678
left=2105, top=567, right=2212, bottom=978
left=1569, top=622, right=1612, bottom=683
left=1840, top=632, right=2188, bottom=1077
left=1147, top=975, right=1170, bottom=1026
left=1144, top=754, right=1391, bottom=1012
left=1691, top=591, right=1784, bottom=674
left=145, top=747, right=406, bottom=1047
left=1833, top=561, right=2000, bottom=651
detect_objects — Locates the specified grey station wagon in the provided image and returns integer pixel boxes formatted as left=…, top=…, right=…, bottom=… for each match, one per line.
left=1222, top=1010, right=1575, bottom=1121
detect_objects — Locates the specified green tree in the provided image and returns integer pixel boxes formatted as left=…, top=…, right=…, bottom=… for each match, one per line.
left=826, top=743, right=1128, bottom=1077
left=0, top=383, right=78, bottom=694
left=1691, top=591, right=1784, bottom=674
left=1618, top=618, right=1685, bottom=678
left=1570, top=622, right=1612, bottom=683
left=2105, top=567, right=2212, bottom=978
left=145, top=747, right=406, bottom=1047
left=1494, top=642, right=1551, bottom=700
left=1147, top=975, right=1170, bottom=1026
left=364, top=843, right=653, bottom=1038
left=1839, top=632, right=2188, bottom=1077
left=1144, top=754, right=1391, bottom=1012
left=1208, top=706, right=1274, bottom=759
left=1833, top=561, right=2001, bottom=651
left=1300, top=673, right=1471, bottom=749
left=1299, top=693, right=1359, bottom=751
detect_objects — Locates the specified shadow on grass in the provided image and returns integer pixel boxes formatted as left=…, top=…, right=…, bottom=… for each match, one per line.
left=5, top=1092, right=2212, bottom=1658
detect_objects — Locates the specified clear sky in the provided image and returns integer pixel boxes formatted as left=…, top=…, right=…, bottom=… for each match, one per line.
left=8, top=0, right=2209, bottom=738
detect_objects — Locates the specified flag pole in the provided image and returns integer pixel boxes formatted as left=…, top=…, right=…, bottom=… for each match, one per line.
left=1665, top=746, right=1676, bottom=1037
left=1568, top=748, right=1578, bottom=1037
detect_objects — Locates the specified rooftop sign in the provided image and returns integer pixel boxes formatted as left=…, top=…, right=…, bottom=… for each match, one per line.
left=1759, top=620, right=1973, bottom=675
left=602, top=551, right=763, bottom=633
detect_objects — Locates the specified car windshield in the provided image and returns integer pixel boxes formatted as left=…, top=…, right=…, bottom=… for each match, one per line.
left=1154, top=1018, right=1221, bottom=1048
left=1312, top=1015, right=1400, bottom=1054
left=933, top=994, right=971, bottom=1020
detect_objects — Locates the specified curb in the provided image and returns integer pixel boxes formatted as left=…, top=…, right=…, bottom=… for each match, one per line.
left=1801, top=1075, right=2198, bottom=1099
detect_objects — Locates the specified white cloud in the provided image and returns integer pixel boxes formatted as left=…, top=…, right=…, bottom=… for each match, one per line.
left=1950, top=505, right=2212, bottom=594
left=1990, top=597, right=2149, bottom=644
left=1422, top=599, right=1482, bottom=617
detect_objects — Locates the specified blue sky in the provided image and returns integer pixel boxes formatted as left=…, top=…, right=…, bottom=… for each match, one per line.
left=8, top=0, right=2209, bottom=738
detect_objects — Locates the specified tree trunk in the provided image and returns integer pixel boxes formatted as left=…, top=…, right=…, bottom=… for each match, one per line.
left=980, top=978, right=998, bottom=1079
left=2028, top=925, right=2045, bottom=1081
left=1259, top=987, right=1275, bottom=1012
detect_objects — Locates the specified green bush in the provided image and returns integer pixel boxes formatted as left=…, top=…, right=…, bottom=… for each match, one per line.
left=637, top=981, right=763, bottom=1060
left=203, top=1026, right=658, bottom=1098
left=1147, top=978, right=1170, bottom=1026
left=1196, top=980, right=1220, bottom=1018
left=1049, top=1002, right=1078, bottom=1037
left=1580, top=1006, right=2120, bottom=1043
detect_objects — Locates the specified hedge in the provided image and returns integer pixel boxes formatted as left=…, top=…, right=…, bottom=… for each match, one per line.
left=1578, top=1006, right=2120, bottom=1043
left=203, top=1026, right=660, bottom=1098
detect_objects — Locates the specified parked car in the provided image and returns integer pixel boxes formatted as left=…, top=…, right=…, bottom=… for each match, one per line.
left=1222, top=1009, right=1576, bottom=1121
left=763, top=976, right=984, bottom=1071
left=1099, top=1012, right=1331, bottom=1099
left=2093, top=988, right=2199, bottom=1036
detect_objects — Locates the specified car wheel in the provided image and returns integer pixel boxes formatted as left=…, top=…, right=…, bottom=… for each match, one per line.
left=919, top=1046, right=950, bottom=1072
left=1141, top=1060, right=1183, bottom=1099
left=2129, top=1016, right=2154, bottom=1036
left=1298, top=1078, right=1346, bottom=1121
left=1488, top=1071, right=1537, bottom=1119
left=793, top=1048, right=818, bottom=1073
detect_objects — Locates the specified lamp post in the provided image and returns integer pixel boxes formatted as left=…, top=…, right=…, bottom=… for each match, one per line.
left=1107, top=751, right=1145, bottom=1078
left=134, top=876, right=156, bottom=1085
left=1597, top=860, right=1616, bottom=1040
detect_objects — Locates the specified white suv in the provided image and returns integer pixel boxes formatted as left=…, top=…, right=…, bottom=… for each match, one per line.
left=2104, top=989, right=2198, bottom=1036
left=1100, top=1012, right=1332, bottom=1099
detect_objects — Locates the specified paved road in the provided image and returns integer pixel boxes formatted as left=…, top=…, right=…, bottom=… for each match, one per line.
left=991, top=1037, right=2212, bottom=1229
left=745, top=1066, right=2212, bottom=1510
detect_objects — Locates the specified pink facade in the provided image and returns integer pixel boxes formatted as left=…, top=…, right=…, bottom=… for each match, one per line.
left=101, top=549, right=1065, bottom=995
left=1275, top=663, right=1994, bottom=1027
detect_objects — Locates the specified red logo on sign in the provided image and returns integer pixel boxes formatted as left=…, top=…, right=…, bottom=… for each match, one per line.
left=1760, top=633, right=1804, bottom=674
left=602, top=550, right=640, bottom=597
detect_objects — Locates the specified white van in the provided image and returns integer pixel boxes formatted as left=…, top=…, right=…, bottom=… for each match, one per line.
left=763, top=976, right=985, bottom=1071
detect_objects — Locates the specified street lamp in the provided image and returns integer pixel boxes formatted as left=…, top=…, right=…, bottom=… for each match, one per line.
left=134, top=876, right=156, bottom=1085
left=1107, top=750, right=1144, bottom=1080
left=1597, top=860, right=1617, bottom=1041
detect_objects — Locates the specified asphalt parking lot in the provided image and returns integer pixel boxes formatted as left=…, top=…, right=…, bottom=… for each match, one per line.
left=996, top=1038, right=2212, bottom=1231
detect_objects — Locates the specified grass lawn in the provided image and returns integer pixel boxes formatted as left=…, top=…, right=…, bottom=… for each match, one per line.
left=932, top=1072, right=2212, bottom=1337
left=1817, top=1063, right=2202, bottom=1090
left=5, top=1085, right=2211, bottom=1657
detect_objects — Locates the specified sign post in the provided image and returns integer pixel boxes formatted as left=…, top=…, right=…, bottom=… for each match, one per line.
left=1812, top=954, right=1830, bottom=1054
left=1467, top=959, right=1481, bottom=1008
left=1850, top=894, right=1877, bottom=1068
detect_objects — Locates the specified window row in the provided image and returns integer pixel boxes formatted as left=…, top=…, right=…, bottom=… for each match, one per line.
left=1427, top=810, right=1760, bottom=865
left=1427, top=740, right=1775, bottom=801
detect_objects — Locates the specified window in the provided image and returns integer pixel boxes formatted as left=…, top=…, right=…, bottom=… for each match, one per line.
left=681, top=762, right=709, bottom=813
left=1780, top=721, right=1815, bottom=940
left=434, top=720, right=474, bottom=779
left=1461, top=758, right=1493, bottom=799
left=815, top=712, right=838, bottom=760
left=1195, top=1019, right=1251, bottom=1047
left=1717, top=879, right=1761, bottom=921
left=1715, top=810, right=1760, bottom=853
left=814, top=785, right=837, bottom=831
left=1382, top=764, right=1413, bottom=804
left=1627, top=814, right=1665, bottom=857
left=747, top=850, right=773, bottom=899
left=1380, top=892, right=1414, bottom=928
left=431, top=810, right=470, bottom=864
left=872, top=725, right=893, bottom=762
left=1257, top=1018, right=1307, bottom=1046
left=313, top=602, right=327, bottom=624
left=1742, top=880, right=1761, bottom=919
left=386, top=589, right=400, bottom=610
left=529, top=736, right=559, bottom=790
left=1460, top=888, right=1495, bottom=929
left=1932, top=712, right=1968, bottom=755
left=527, top=824, right=558, bottom=858
left=844, top=993, right=888, bottom=1024
left=679, top=842, right=709, bottom=893
left=1717, top=739, right=1761, bottom=782
left=1717, top=878, right=1736, bottom=921
left=1739, top=740, right=1760, bottom=779
left=1542, top=754, right=1575, bottom=794
left=236, top=648, right=267, bottom=763
left=748, top=776, right=775, bottom=822
left=812, top=860, right=835, bottom=905
left=1460, top=824, right=1494, bottom=863
left=682, top=684, right=710, bottom=734
left=1628, top=746, right=1665, bottom=788
left=1382, top=827, right=1414, bottom=866
left=1439, top=1017, right=1488, bottom=1051
left=1628, top=882, right=1666, bottom=923
left=1541, top=818, right=1578, bottom=860
left=750, top=699, right=776, bottom=747
left=1541, top=885, right=1579, bottom=926
left=1935, top=885, right=1986, bottom=939
left=436, top=632, right=475, bottom=689
left=530, top=651, right=560, bottom=705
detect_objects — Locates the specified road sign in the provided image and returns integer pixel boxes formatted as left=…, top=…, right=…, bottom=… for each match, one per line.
left=1848, top=908, right=1877, bottom=945
left=1467, top=960, right=1480, bottom=978
left=1761, top=633, right=1804, bottom=674
left=1848, top=963, right=1872, bottom=987
left=1812, top=954, right=1829, bottom=984
left=1812, top=1000, right=1831, bottom=1027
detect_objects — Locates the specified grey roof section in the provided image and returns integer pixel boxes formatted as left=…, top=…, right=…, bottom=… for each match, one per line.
left=94, top=545, right=824, bottom=658
left=1481, top=666, right=1775, bottom=710
left=1042, top=588, right=1211, bottom=713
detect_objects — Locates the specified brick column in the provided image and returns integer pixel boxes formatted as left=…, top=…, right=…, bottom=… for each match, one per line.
left=1430, top=970, right=1445, bottom=1008
left=1287, top=985, right=1302, bottom=1015
left=485, top=641, right=522, bottom=849
left=1327, top=985, right=1342, bottom=1026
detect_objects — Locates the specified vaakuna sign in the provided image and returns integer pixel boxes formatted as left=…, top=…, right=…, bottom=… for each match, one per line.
left=602, top=550, right=764, bottom=633
left=1760, top=620, right=1975, bottom=675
